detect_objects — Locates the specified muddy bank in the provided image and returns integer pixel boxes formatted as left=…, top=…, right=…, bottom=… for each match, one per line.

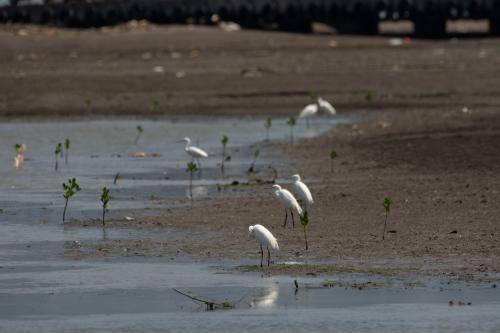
left=1, top=24, right=500, bottom=118
left=2, top=24, right=500, bottom=280
left=67, top=107, right=500, bottom=282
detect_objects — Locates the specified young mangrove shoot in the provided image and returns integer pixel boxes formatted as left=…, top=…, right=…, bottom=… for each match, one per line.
left=54, top=143, right=62, bottom=171
left=15, top=143, right=26, bottom=154
left=287, top=117, right=296, bottom=145
left=100, top=187, right=110, bottom=226
left=64, top=139, right=70, bottom=165
left=248, top=148, right=260, bottom=173
left=134, top=125, right=143, bottom=144
left=62, top=178, right=81, bottom=223
left=186, top=162, right=198, bottom=204
left=150, top=100, right=160, bottom=111
left=221, top=135, right=228, bottom=175
left=265, top=117, right=272, bottom=142
left=330, top=150, right=337, bottom=173
left=382, top=197, right=392, bottom=240
left=14, top=143, right=26, bottom=170
left=300, top=211, right=309, bottom=250
left=113, top=172, right=121, bottom=185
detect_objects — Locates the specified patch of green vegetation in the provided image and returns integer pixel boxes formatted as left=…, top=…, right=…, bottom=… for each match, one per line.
left=239, top=264, right=357, bottom=274
left=321, top=280, right=391, bottom=289
left=238, top=263, right=413, bottom=276
left=365, top=91, right=374, bottom=102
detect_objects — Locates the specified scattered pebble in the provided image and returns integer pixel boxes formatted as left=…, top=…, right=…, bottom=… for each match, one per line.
left=141, top=52, right=152, bottom=60
left=170, top=52, right=182, bottom=59
left=378, top=121, right=392, bottom=129
left=432, top=48, right=445, bottom=56
left=328, top=40, right=338, bottom=48
left=128, top=152, right=161, bottom=158
left=153, top=66, right=164, bottom=73
left=388, top=38, right=403, bottom=46
left=17, top=29, right=29, bottom=37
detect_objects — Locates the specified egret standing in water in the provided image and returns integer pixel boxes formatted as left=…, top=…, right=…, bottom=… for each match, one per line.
left=272, top=184, right=303, bottom=228
left=179, top=137, right=208, bottom=173
left=291, top=174, right=313, bottom=209
left=298, top=104, right=318, bottom=128
left=249, top=224, right=279, bottom=267
left=299, top=97, right=336, bottom=127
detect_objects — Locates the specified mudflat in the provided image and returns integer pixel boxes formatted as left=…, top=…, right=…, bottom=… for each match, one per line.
left=2, top=23, right=500, bottom=280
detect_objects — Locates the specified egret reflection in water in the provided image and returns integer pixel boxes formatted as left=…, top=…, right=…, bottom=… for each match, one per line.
left=250, top=286, right=279, bottom=308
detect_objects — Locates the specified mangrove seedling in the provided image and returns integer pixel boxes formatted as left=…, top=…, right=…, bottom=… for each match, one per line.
left=134, top=125, right=143, bottom=144
left=54, top=143, right=62, bottom=171
left=150, top=100, right=160, bottom=111
left=186, top=162, right=198, bottom=202
left=15, top=143, right=26, bottom=154
left=382, top=197, right=392, bottom=240
left=248, top=148, right=260, bottom=173
left=287, top=117, right=296, bottom=144
left=100, top=187, right=110, bottom=226
left=64, top=139, right=70, bottom=165
left=365, top=91, right=374, bottom=103
left=85, top=98, right=92, bottom=109
left=265, top=117, right=272, bottom=142
left=113, top=172, right=121, bottom=185
left=14, top=143, right=26, bottom=170
left=221, top=135, right=228, bottom=175
left=300, top=211, right=309, bottom=250
left=330, top=150, right=337, bottom=172
left=62, top=178, right=81, bottom=223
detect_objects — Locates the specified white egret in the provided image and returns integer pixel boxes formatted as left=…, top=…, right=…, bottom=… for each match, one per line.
left=179, top=137, right=208, bottom=172
left=298, top=104, right=318, bottom=128
left=248, top=224, right=279, bottom=267
left=299, top=97, right=336, bottom=127
left=291, top=174, right=313, bottom=209
left=272, top=184, right=303, bottom=228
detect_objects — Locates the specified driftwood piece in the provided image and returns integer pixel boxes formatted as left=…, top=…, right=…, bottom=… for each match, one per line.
left=173, top=288, right=234, bottom=311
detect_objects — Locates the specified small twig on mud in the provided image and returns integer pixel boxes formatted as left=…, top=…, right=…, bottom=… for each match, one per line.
left=173, top=288, right=235, bottom=311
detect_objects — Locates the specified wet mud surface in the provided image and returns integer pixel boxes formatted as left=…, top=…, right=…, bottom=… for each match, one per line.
left=1, top=24, right=500, bottom=332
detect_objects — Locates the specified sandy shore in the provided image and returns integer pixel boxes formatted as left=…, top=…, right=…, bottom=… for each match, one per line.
left=2, top=23, right=500, bottom=280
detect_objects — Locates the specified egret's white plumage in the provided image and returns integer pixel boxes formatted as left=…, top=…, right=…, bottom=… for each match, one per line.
left=298, top=104, right=319, bottom=119
left=249, top=224, right=279, bottom=267
left=249, top=224, right=279, bottom=250
left=291, top=174, right=313, bottom=206
left=181, top=137, right=208, bottom=159
left=272, top=185, right=303, bottom=215
left=272, top=184, right=303, bottom=228
left=299, top=97, right=336, bottom=127
left=317, top=97, right=336, bottom=115
left=298, top=104, right=318, bottom=128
